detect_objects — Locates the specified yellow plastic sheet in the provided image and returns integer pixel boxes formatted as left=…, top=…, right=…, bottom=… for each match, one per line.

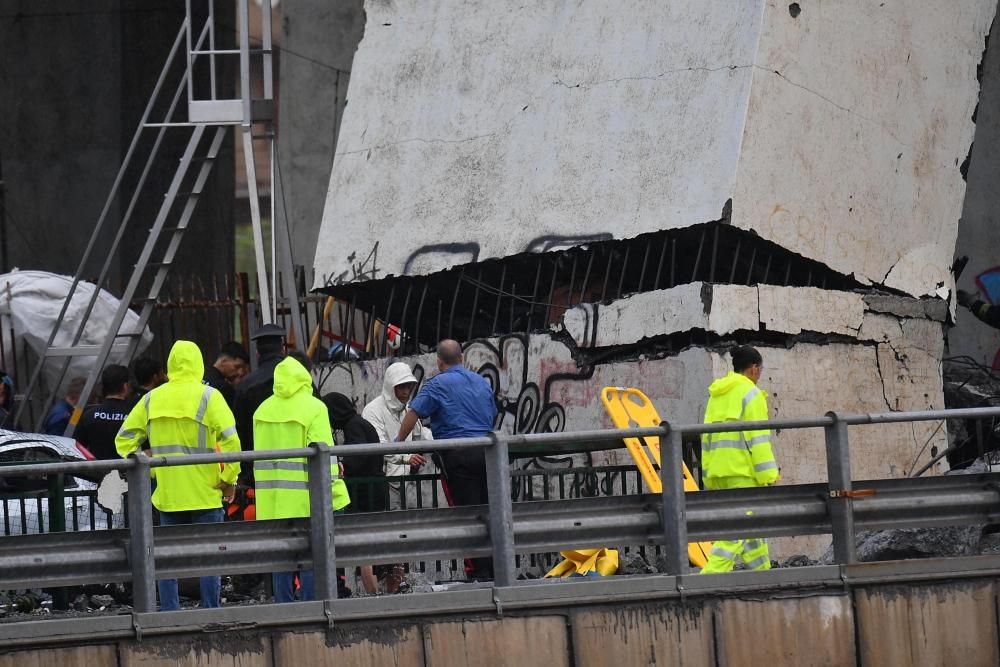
left=544, top=548, right=620, bottom=578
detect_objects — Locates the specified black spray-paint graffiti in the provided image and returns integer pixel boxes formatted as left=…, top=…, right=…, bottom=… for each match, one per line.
left=403, top=242, right=481, bottom=276
left=460, top=334, right=611, bottom=500
left=400, top=234, right=614, bottom=276
left=323, top=242, right=381, bottom=287
left=462, top=334, right=566, bottom=435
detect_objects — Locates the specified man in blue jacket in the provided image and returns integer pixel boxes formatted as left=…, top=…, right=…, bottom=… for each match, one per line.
left=396, top=339, right=497, bottom=580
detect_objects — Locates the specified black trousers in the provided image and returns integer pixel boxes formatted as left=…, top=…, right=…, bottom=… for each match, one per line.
left=442, top=470, right=493, bottom=580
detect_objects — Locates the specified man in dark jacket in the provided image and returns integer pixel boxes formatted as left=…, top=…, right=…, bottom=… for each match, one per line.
left=203, top=341, right=250, bottom=409
left=324, top=391, right=387, bottom=594
left=232, top=324, right=286, bottom=484
left=75, top=365, right=132, bottom=461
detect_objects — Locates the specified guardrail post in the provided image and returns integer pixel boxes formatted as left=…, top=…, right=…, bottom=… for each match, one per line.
left=126, top=453, right=156, bottom=612
left=825, top=412, right=857, bottom=564
left=46, top=472, right=68, bottom=610
left=485, top=432, right=516, bottom=587
left=308, top=442, right=337, bottom=600
left=660, top=423, right=688, bottom=575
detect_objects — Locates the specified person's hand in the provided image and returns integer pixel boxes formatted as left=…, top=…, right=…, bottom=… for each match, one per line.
left=957, top=289, right=977, bottom=309
left=218, top=483, right=236, bottom=503
left=408, top=454, right=427, bottom=466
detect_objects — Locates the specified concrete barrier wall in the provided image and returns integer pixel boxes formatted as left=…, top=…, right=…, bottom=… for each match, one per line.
left=3, top=579, right=1000, bottom=666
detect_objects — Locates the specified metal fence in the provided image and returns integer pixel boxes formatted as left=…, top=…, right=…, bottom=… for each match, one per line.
left=344, top=465, right=658, bottom=575
left=0, top=490, right=110, bottom=536
left=1, top=405, right=999, bottom=614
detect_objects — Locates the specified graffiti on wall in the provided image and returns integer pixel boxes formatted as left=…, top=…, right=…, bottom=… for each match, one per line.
left=463, top=334, right=570, bottom=435
left=322, top=242, right=381, bottom=287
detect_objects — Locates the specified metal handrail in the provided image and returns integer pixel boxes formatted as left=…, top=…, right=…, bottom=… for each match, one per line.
left=0, top=404, right=996, bottom=613
left=0, top=404, right=994, bottom=480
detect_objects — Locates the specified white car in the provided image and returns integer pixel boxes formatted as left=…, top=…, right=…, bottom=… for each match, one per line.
left=0, top=429, right=112, bottom=535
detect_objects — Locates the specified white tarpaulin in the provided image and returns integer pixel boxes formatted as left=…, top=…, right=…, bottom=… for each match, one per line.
left=0, top=270, right=151, bottom=393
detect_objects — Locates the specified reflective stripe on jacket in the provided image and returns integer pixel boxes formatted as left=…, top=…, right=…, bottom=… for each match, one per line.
left=253, top=357, right=350, bottom=519
left=115, top=340, right=241, bottom=512
left=701, top=371, right=779, bottom=486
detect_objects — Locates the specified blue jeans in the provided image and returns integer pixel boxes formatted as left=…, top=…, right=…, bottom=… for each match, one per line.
left=157, top=507, right=225, bottom=611
left=272, top=509, right=344, bottom=603
left=273, top=570, right=315, bottom=603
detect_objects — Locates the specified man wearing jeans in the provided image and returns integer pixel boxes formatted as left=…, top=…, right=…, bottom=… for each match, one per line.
left=253, top=357, right=350, bottom=602
left=116, top=340, right=241, bottom=610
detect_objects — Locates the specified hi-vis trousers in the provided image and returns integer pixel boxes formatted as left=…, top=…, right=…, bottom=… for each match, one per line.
left=700, top=476, right=771, bottom=574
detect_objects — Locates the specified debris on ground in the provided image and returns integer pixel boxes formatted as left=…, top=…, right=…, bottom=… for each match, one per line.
left=781, top=555, right=817, bottom=567
left=619, top=551, right=658, bottom=575
left=821, top=458, right=995, bottom=563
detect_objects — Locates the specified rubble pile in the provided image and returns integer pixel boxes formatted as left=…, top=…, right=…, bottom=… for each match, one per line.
left=943, top=359, right=1000, bottom=469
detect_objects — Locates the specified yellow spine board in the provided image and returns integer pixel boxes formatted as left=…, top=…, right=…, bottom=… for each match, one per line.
left=600, top=386, right=711, bottom=568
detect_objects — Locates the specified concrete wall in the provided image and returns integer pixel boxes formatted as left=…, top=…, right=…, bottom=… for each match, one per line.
left=315, top=0, right=995, bottom=298
left=276, top=0, right=365, bottom=271
left=3, top=576, right=999, bottom=666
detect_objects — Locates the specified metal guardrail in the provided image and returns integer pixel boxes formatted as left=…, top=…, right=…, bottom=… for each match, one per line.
left=0, top=405, right=997, bottom=614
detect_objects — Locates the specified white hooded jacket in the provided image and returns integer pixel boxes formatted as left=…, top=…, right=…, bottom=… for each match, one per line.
left=362, top=362, right=432, bottom=477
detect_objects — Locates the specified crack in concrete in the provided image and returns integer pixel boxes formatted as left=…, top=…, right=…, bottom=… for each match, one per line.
left=336, top=132, right=499, bottom=157
left=755, top=284, right=763, bottom=332
left=873, top=345, right=897, bottom=411
left=880, top=257, right=901, bottom=287
left=755, top=65, right=917, bottom=153
left=552, top=64, right=752, bottom=90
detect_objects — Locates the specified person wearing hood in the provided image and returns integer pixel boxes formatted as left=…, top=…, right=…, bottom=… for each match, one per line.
left=362, top=361, right=433, bottom=511
left=699, top=345, right=779, bottom=574
left=233, top=324, right=287, bottom=484
left=116, top=340, right=241, bottom=611
left=253, top=357, right=350, bottom=603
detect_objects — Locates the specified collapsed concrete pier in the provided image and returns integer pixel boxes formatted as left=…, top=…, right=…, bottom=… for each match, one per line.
left=310, top=0, right=998, bottom=559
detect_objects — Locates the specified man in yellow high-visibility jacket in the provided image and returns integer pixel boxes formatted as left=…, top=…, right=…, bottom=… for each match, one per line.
left=700, top=345, right=780, bottom=574
left=253, top=356, right=350, bottom=602
left=116, top=340, right=241, bottom=610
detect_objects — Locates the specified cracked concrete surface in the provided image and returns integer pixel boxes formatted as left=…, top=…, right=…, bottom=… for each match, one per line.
left=320, top=325, right=946, bottom=560
left=314, top=0, right=995, bottom=298
left=560, top=284, right=922, bottom=348
left=308, top=0, right=973, bottom=561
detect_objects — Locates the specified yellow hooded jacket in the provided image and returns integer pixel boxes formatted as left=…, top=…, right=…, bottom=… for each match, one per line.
left=115, top=340, right=241, bottom=512
left=701, top=371, right=779, bottom=487
left=253, top=357, right=350, bottom=519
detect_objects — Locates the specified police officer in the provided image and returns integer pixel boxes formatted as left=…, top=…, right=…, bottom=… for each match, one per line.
left=75, top=365, right=131, bottom=460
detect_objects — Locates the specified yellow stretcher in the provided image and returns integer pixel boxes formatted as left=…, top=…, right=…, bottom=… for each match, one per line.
left=600, top=386, right=711, bottom=568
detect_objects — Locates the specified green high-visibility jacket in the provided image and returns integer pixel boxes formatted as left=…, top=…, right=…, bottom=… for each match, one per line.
left=116, top=340, right=241, bottom=512
left=253, top=357, right=350, bottom=519
left=701, top=371, right=780, bottom=486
